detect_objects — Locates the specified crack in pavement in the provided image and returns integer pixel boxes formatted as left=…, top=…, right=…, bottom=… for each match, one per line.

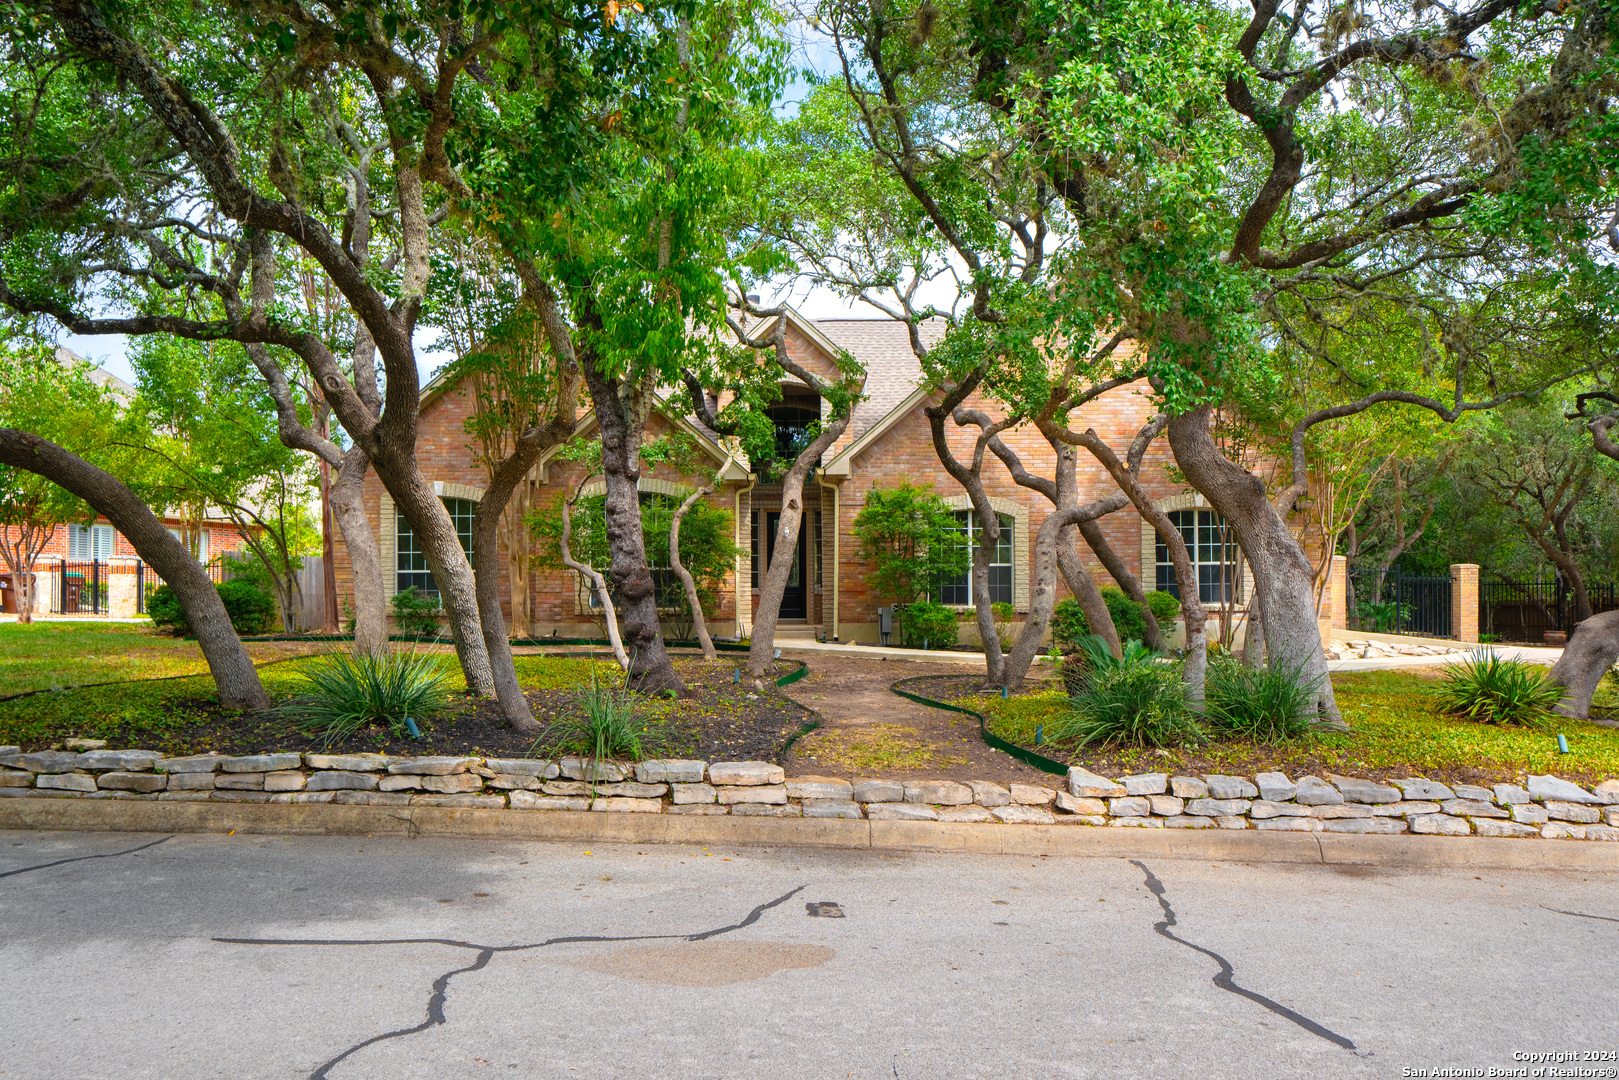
left=0, top=835, right=171, bottom=879
left=1130, top=860, right=1356, bottom=1051
left=215, top=884, right=807, bottom=1078
left=1546, top=907, right=1619, bottom=926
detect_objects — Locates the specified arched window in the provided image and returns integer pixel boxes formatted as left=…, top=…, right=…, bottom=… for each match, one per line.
left=939, top=510, right=1013, bottom=606
left=396, top=497, right=475, bottom=596
left=1155, top=509, right=1239, bottom=603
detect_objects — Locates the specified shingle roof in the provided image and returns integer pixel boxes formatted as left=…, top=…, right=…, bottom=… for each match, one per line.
left=813, top=318, right=945, bottom=439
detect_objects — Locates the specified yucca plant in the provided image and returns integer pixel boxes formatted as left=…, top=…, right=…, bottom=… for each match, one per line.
left=1047, top=634, right=1203, bottom=748
left=1437, top=650, right=1563, bottom=727
left=278, top=649, right=453, bottom=747
left=1204, top=656, right=1324, bottom=743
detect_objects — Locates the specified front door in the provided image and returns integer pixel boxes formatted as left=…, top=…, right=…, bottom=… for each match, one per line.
left=766, top=512, right=807, bottom=619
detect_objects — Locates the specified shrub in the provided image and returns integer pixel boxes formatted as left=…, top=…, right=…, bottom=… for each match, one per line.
left=1052, top=589, right=1180, bottom=651
left=1048, top=634, right=1201, bottom=748
left=278, top=649, right=453, bottom=747
left=390, top=586, right=443, bottom=637
left=850, top=482, right=967, bottom=604
left=1204, top=656, right=1322, bottom=742
left=1437, top=651, right=1562, bottom=727
left=901, top=601, right=960, bottom=649
left=145, top=584, right=187, bottom=634
left=217, top=578, right=276, bottom=635
left=145, top=579, right=276, bottom=636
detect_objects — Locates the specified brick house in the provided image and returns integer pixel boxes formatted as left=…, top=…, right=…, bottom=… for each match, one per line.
left=0, top=353, right=253, bottom=617
left=346, top=309, right=1309, bottom=644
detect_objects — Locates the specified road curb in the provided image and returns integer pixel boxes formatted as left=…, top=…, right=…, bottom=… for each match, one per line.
left=3, top=800, right=1616, bottom=870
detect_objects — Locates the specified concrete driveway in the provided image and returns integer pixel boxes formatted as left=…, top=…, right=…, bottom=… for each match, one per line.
left=2, top=830, right=1615, bottom=1079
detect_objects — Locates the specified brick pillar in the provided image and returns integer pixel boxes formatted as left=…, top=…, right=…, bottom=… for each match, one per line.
left=1330, top=554, right=1347, bottom=630
left=1451, top=563, right=1479, bottom=643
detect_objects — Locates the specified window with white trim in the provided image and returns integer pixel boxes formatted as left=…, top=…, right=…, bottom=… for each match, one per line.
left=939, top=510, right=1012, bottom=606
left=396, top=497, right=475, bottom=595
left=69, top=524, right=115, bottom=561
left=1156, top=509, right=1239, bottom=603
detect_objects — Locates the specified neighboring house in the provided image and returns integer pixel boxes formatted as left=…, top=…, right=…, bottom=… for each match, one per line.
left=341, top=310, right=1312, bottom=644
left=0, top=350, right=251, bottom=617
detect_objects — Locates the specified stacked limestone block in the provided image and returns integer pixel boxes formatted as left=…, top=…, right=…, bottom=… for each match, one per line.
left=1054, top=766, right=1619, bottom=839
left=3, top=744, right=1617, bottom=840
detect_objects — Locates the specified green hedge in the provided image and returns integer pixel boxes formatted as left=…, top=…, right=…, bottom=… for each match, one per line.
left=1052, top=588, right=1181, bottom=651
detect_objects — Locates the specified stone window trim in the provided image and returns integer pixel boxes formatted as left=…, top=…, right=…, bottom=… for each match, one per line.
left=380, top=481, right=485, bottom=599
left=1140, top=492, right=1254, bottom=604
left=938, top=494, right=1029, bottom=613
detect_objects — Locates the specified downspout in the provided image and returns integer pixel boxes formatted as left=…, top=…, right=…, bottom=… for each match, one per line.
left=735, top=473, right=758, bottom=638
left=817, top=470, right=840, bottom=641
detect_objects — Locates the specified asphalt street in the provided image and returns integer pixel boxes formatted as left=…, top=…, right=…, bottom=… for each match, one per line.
left=2, top=829, right=1616, bottom=1080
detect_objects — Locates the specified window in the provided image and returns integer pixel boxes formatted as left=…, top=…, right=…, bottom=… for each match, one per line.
left=69, top=524, right=115, bottom=561
left=766, top=404, right=820, bottom=463
left=750, top=510, right=759, bottom=589
left=396, top=497, right=475, bottom=595
left=939, top=510, right=1012, bottom=606
left=1156, top=509, right=1239, bottom=603
left=168, top=527, right=209, bottom=564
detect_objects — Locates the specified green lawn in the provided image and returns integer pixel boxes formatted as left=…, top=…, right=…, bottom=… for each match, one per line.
left=0, top=622, right=620, bottom=752
left=0, top=621, right=214, bottom=695
left=968, top=669, right=1619, bottom=786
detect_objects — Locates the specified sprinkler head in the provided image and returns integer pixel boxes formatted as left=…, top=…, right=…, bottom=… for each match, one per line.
left=404, top=716, right=422, bottom=739
left=1557, top=734, right=1570, bottom=754
left=1034, top=723, right=1044, bottom=746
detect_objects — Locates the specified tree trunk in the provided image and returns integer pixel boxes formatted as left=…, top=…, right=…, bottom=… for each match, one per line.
left=504, top=483, right=533, bottom=639
left=749, top=422, right=849, bottom=680
left=1546, top=608, right=1619, bottom=719
left=1242, top=599, right=1267, bottom=668
left=670, top=481, right=719, bottom=661
left=1167, top=406, right=1341, bottom=727
left=0, top=428, right=268, bottom=710
left=382, top=464, right=496, bottom=696
left=1073, top=428, right=1208, bottom=709
left=328, top=447, right=386, bottom=657
left=577, top=352, right=682, bottom=695
left=1057, top=526, right=1121, bottom=657
left=560, top=490, right=630, bottom=671
left=470, top=417, right=576, bottom=731
left=1076, top=518, right=1167, bottom=651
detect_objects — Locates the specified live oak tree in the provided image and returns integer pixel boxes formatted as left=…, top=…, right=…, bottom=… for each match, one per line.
left=0, top=348, right=269, bottom=707
left=802, top=0, right=1617, bottom=724
left=462, top=1, right=788, bottom=694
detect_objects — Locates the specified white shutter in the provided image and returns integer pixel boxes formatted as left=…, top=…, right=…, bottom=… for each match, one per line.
left=92, top=525, right=114, bottom=560
left=68, top=525, right=89, bottom=560
left=196, top=529, right=209, bottom=564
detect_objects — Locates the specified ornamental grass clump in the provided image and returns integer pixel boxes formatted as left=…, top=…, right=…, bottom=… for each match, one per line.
left=1204, top=656, right=1323, bottom=743
left=1437, top=650, right=1563, bottom=727
left=1048, top=634, right=1202, bottom=748
left=534, top=669, right=665, bottom=764
left=278, top=648, right=453, bottom=747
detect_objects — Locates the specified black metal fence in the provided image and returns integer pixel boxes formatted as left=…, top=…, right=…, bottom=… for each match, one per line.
left=1348, top=565, right=1453, bottom=638
left=1482, top=579, right=1619, bottom=641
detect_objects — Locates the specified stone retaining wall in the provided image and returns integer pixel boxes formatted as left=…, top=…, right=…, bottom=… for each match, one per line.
left=2, top=745, right=1615, bottom=841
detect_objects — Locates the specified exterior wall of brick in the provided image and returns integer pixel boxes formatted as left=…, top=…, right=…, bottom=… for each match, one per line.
left=1451, top=563, right=1480, bottom=644
left=353, top=382, right=743, bottom=638
left=332, top=316, right=1321, bottom=646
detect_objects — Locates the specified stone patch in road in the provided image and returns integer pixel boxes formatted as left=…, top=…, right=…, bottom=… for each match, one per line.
left=567, top=940, right=836, bottom=987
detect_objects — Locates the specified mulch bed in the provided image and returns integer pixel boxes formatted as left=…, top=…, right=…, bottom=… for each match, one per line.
left=15, top=654, right=814, bottom=764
